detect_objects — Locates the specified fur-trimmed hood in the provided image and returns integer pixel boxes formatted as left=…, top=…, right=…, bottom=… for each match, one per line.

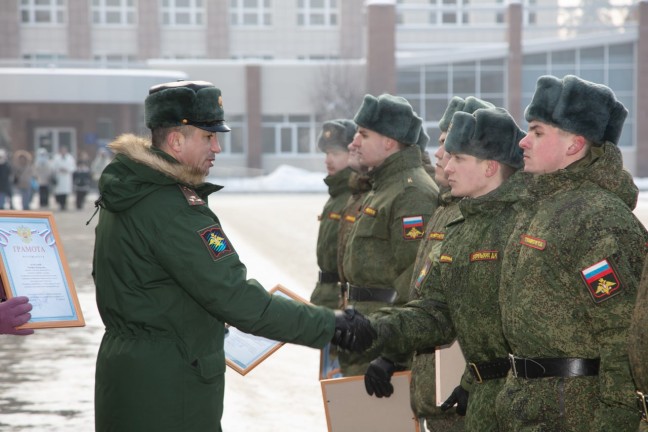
left=99, top=133, right=221, bottom=213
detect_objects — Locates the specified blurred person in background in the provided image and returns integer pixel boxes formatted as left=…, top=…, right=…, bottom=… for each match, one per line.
left=0, top=149, right=12, bottom=209
left=51, top=145, right=76, bottom=211
left=73, top=151, right=92, bottom=210
left=12, top=150, right=36, bottom=211
left=34, top=147, right=53, bottom=208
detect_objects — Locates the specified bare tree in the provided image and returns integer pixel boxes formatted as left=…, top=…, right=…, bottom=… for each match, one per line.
left=310, top=64, right=366, bottom=122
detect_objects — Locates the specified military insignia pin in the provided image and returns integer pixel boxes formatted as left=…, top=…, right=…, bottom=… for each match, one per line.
left=198, top=224, right=236, bottom=261
left=402, top=216, right=424, bottom=240
left=580, top=259, right=622, bottom=303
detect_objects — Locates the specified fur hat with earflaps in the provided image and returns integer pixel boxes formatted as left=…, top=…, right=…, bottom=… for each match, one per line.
left=317, top=119, right=356, bottom=152
left=524, top=74, right=628, bottom=145
left=438, top=96, right=495, bottom=133
left=445, top=107, right=525, bottom=169
left=354, top=94, right=422, bottom=146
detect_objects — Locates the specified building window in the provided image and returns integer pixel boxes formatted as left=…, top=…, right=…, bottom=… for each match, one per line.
left=496, top=0, right=536, bottom=25
left=92, top=0, right=136, bottom=25
left=429, top=0, right=468, bottom=26
left=20, top=0, right=66, bottom=25
left=219, top=115, right=245, bottom=154
left=230, top=0, right=272, bottom=27
left=161, top=0, right=204, bottom=26
left=297, top=0, right=337, bottom=27
left=262, top=115, right=315, bottom=154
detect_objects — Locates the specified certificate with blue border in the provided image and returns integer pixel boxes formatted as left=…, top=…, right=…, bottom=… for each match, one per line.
left=0, top=211, right=84, bottom=329
left=224, top=284, right=307, bottom=376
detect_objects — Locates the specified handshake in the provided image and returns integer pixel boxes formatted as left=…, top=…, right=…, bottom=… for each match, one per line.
left=331, top=308, right=376, bottom=352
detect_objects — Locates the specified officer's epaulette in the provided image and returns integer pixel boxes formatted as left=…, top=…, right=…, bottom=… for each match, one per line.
left=178, top=184, right=206, bottom=206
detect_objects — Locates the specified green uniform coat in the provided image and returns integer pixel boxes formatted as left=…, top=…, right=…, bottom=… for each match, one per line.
left=630, top=260, right=648, bottom=413
left=341, top=145, right=439, bottom=374
left=373, top=173, right=526, bottom=432
left=93, top=134, right=334, bottom=432
left=407, top=187, right=464, bottom=430
left=310, top=167, right=352, bottom=308
left=496, top=143, right=646, bottom=432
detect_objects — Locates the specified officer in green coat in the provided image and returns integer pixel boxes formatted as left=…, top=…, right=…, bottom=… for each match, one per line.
left=311, top=119, right=356, bottom=309
left=92, top=80, right=372, bottom=432
left=338, top=93, right=439, bottom=376
left=495, top=75, right=646, bottom=431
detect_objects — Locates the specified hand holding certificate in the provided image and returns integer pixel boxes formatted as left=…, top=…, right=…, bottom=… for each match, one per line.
left=0, top=211, right=84, bottom=329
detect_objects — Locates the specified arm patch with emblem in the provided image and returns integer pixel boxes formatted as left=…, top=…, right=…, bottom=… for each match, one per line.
left=580, top=258, right=623, bottom=303
left=198, top=224, right=236, bottom=261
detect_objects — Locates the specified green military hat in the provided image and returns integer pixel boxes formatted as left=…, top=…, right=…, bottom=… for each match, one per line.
left=525, top=74, right=628, bottom=145
left=145, top=80, right=231, bottom=133
left=416, top=127, right=430, bottom=152
left=354, top=94, right=422, bottom=146
left=438, top=96, right=495, bottom=132
left=445, top=107, right=525, bottom=169
left=317, top=119, right=356, bottom=152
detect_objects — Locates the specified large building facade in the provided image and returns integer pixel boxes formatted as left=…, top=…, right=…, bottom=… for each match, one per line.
left=0, top=0, right=645, bottom=175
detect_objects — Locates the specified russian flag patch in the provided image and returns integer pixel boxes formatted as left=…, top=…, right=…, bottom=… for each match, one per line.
left=580, top=259, right=622, bottom=303
left=402, top=216, right=424, bottom=240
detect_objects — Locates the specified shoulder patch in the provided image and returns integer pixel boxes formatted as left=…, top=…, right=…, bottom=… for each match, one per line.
left=178, top=185, right=205, bottom=206
left=470, top=250, right=499, bottom=262
left=403, top=216, right=424, bottom=240
left=198, top=224, right=236, bottom=261
left=520, top=234, right=546, bottom=250
left=580, top=259, right=623, bottom=303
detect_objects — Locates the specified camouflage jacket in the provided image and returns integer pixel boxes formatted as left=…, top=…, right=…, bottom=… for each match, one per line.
left=342, top=145, right=439, bottom=308
left=316, top=167, right=352, bottom=275
left=630, top=262, right=648, bottom=393
left=310, top=167, right=352, bottom=308
left=499, top=143, right=648, bottom=417
left=337, top=171, right=372, bottom=287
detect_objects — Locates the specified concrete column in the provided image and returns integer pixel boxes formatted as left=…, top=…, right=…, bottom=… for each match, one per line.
left=340, top=0, right=364, bottom=59
left=637, top=1, right=648, bottom=176
left=0, top=1, right=20, bottom=58
left=138, top=0, right=160, bottom=59
left=206, top=0, right=229, bottom=58
left=507, top=3, right=523, bottom=124
left=246, top=65, right=262, bottom=170
left=366, top=2, right=396, bottom=95
left=67, top=0, right=92, bottom=59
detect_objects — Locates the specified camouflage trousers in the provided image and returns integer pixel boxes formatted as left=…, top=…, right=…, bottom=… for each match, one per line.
left=309, top=281, right=342, bottom=310
left=495, top=374, right=641, bottom=431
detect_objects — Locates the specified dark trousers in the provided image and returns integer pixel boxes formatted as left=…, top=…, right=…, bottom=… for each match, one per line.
left=39, top=185, right=49, bottom=207
left=55, top=194, right=68, bottom=210
left=76, top=191, right=87, bottom=210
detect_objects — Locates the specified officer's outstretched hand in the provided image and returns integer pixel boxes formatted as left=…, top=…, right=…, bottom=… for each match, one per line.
left=364, top=356, right=405, bottom=398
left=0, top=297, right=34, bottom=336
left=440, top=385, right=469, bottom=416
left=331, top=308, right=376, bottom=352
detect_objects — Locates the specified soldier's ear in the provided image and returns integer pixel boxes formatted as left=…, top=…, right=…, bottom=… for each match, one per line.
left=484, top=159, right=500, bottom=178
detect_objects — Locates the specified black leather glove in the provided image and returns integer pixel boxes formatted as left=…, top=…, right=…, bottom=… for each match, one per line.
left=331, top=308, right=376, bottom=352
left=364, top=356, right=405, bottom=398
left=440, top=385, right=469, bottom=416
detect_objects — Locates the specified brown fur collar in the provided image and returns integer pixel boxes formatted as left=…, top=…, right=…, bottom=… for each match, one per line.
left=108, top=133, right=206, bottom=187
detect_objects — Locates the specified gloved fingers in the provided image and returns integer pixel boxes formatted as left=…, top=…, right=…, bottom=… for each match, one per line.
left=440, top=393, right=457, bottom=411
left=9, top=302, right=33, bottom=317
left=10, top=327, right=34, bottom=336
left=11, top=311, right=32, bottom=327
left=364, top=375, right=376, bottom=396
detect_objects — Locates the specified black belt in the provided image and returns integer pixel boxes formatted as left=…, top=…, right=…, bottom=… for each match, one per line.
left=468, top=358, right=510, bottom=383
left=509, top=354, right=600, bottom=379
left=346, top=284, right=397, bottom=304
left=318, top=271, right=340, bottom=284
left=637, top=390, right=648, bottom=423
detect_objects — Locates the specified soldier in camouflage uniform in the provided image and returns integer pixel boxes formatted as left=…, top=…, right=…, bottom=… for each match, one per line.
left=311, top=119, right=356, bottom=309
left=408, top=97, right=494, bottom=432
left=311, top=119, right=356, bottom=379
left=337, top=93, right=439, bottom=376
left=495, top=75, right=646, bottom=431
left=359, top=107, right=526, bottom=432
left=631, top=264, right=648, bottom=431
